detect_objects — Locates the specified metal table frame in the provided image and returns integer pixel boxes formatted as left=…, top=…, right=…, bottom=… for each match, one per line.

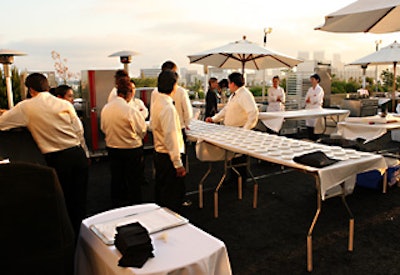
left=188, top=120, right=386, bottom=272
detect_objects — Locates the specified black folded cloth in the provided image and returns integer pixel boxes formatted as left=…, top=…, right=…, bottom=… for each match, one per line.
left=115, top=222, right=154, bottom=268
left=293, top=150, right=339, bottom=168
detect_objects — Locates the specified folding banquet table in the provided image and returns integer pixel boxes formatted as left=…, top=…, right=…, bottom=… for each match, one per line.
left=187, top=120, right=387, bottom=272
left=337, top=114, right=400, bottom=143
left=258, top=108, right=350, bottom=133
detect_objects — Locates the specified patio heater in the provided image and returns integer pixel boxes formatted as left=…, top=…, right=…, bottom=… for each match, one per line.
left=261, top=27, right=272, bottom=102
left=375, top=40, right=382, bottom=93
left=108, top=50, right=138, bottom=77
left=0, top=49, right=27, bottom=108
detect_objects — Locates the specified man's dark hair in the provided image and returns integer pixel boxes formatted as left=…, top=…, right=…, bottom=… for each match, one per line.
left=25, top=73, right=50, bottom=92
left=310, top=73, right=321, bottom=83
left=49, top=87, right=56, bottom=96
left=54, top=85, right=72, bottom=98
left=161, top=61, right=177, bottom=71
left=114, top=69, right=129, bottom=79
left=228, top=72, right=245, bottom=87
left=208, top=77, right=218, bottom=87
left=272, top=75, right=280, bottom=81
left=218, top=79, right=228, bottom=89
left=116, top=77, right=132, bottom=97
left=157, top=70, right=178, bottom=94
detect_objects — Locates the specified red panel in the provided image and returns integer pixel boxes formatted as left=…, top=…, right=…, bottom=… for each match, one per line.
left=141, top=90, right=147, bottom=106
left=88, top=71, right=99, bottom=151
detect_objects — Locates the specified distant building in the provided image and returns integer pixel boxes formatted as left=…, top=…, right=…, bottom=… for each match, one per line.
left=140, top=68, right=160, bottom=78
left=297, top=51, right=310, bottom=61
left=313, top=51, right=325, bottom=62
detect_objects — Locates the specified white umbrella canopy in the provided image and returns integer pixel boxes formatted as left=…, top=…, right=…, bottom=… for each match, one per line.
left=315, top=0, right=400, bottom=33
left=348, top=40, right=400, bottom=111
left=348, top=40, right=400, bottom=65
left=187, top=36, right=302, bottom=73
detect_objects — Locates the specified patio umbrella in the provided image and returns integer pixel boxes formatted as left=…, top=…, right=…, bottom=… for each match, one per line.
left=187, top=36, right=302, bottom=73
left=348, top=40, right=400, bottom=111
left=315, top=0, right=400, bottom=33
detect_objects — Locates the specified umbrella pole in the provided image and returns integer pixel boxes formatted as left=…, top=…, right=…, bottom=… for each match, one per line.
left=203, top=65, right=208, bottom=97
left=393, top=62, right=397, bottom=112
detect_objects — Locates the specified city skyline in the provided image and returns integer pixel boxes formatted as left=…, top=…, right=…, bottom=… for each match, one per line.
left=1, top=0, right=399, bottom=77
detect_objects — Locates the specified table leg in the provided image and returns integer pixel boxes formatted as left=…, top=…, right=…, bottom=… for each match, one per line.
left=246, top=160, right=258, bottom=209
left=199, top=163, right=212, bottom=208
left=382, top=170, right=388, bottom=193
left=214, top=174, right=226, bottom=218
left=231, top=166, right=242, bottom=200
left=340, top=184, right=354, bottom=252
left=307, top=175, right=321, bottom=272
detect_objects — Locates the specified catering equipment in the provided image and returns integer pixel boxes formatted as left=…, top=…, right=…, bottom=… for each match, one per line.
left=80, top=70, right=115, bottom=154
left=340, top=98, right=379, bottom=117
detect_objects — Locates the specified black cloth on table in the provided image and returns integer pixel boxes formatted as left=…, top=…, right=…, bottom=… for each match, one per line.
left=115, top=222, right=154, bottom=268
left=293, top=150, right=339, bottom=168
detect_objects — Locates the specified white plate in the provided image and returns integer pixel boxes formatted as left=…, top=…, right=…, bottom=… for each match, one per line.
left=334, top=151, right=346, bottom=156
left=349, top=154, right=361, bottom=159
left=281, top=155, right=293, bottom=160
left=269, top=151, right=281, bottom=156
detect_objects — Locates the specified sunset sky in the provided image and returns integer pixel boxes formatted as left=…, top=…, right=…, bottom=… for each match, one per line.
left=2, top=0, right=399, bottom=76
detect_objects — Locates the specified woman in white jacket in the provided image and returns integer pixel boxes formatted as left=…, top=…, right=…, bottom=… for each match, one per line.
left=305, top=74, right=324, bottom=140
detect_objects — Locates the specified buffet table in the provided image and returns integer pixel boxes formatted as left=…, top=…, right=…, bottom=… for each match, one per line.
left=337, top=114, right=400, bottom=143
left=187, top=120, right=387, bottom=272
left=75, top=203, right=232, bottom=275
left=258, top=108, right=350, bottom=133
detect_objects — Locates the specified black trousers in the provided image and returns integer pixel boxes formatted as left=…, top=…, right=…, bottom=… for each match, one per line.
left=107, top=146, right=144, bottom=208
left=154, top=152, right=185, bottom=213
left=44, top=146, right=89, bottom=236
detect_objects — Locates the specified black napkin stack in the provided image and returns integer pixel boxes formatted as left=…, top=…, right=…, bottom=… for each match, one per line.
left=293, top=150, right=339, bottom=168
left=114, top=222, right=154, bottom=268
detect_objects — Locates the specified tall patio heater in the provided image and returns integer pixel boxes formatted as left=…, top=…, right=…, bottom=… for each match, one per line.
left=0, top=49, right=27, bottom=108
left=108, top=50, right=138, bottom=77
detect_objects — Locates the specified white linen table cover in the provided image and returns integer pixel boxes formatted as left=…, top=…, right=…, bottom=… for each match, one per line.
left=258, top=109, right=349, bottom=133
left=337, top=114, right=400, bottom=142
left=187, top=120, right=387, bottom=200
left=75, top=203, right=232, bottom=275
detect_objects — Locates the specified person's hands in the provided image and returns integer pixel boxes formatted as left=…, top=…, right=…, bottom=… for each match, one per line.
left=305, top=97, right=310, bottom=103
left=205, top=117, right=213, bottom=123
left=176, top=166, right=186, bottom=177
left=277, top=96, right=281, bottom=102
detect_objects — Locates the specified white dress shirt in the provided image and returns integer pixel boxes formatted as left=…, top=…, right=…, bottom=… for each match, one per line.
left=0, top=92, right=83, bottom=154
left=150, top=93, right=184, bottom=168
left=211, top=86, right=259, bottom=130
left=171, top=86, right=193, bottom=129
left=267, top=86, right=285, bottom=112
left=101, top=97, right=147, bottom=149
left=305, top=84, right=324, bottom=127
left=107, top=88, right=149, bottom=119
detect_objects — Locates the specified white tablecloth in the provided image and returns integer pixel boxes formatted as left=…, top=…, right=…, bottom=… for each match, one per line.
left=258, top=109, right=350, bottom=133
left=75, top=203, right=232, bottom=275
left=337, top=114, right=400, bottom=142
left=187, top=120, right=387, bottom=200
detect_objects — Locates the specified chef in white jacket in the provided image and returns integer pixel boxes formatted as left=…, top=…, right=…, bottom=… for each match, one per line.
left=267, top=76, right=285, bottom=112
left=305, top=73, right=324, bottom=140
